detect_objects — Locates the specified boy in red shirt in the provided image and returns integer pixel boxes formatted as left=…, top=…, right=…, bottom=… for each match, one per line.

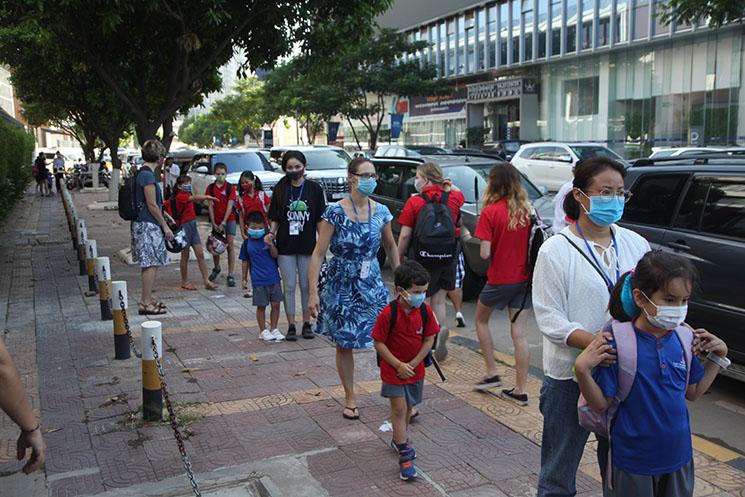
left=372, top=260, right=439, bottom=481
left=165, top=175, right=218, bottom=291
left=206, top=162, right=237, bottom=286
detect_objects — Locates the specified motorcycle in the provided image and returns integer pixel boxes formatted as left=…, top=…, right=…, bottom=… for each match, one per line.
left=65, top=164, right=110, bottom=190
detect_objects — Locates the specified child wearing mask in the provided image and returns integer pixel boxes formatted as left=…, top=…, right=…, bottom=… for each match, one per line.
left=237, top=170, right=271, bottom=297
left=206, top=162, right=237, bottom=286
left=575, top=250, right=729, bottom=497
left=165, top=175, right=219, bottom=291
left=372, top=260, right=440, bottom=481
left=240, top=212, right=284, bottom=342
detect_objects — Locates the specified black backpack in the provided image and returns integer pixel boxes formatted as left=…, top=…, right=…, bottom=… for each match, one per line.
left=409, top=191, right=457, bottom=267
left=376, top=301, right=446, bottom=382
left=118, top=169, right=143, bottom=221
left=511, top=210, right=550, bottom=323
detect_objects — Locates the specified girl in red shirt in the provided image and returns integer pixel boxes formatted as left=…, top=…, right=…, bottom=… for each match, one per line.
left=237, top=171, right=271, bottom=296
left=165, top=175, right=219, bottom=291
left=473, top=163, right=532, bottom=405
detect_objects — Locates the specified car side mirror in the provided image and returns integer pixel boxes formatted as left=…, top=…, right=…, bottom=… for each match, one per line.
left=194, top=166, right=208, bottom=174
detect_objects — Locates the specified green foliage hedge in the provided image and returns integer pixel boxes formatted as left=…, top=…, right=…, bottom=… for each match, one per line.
left=0, top=120, right=34, bottom=218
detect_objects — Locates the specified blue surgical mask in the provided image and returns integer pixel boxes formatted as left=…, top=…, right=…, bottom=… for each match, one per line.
left=248, top=228, right=265, bottom=239
left=181, top=184, right=192, bottom=193
left=402, top=289, right=426, bottom=308
left=356, top=177, right=377, bottom=196
left=580, top=191, right=625, bottom=227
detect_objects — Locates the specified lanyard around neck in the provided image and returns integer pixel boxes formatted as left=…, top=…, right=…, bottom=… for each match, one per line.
left=350, top=197, right=372, bottom=234
left=575, top=223, right=620, bottom=288
left=289, top=181, right=305, bottom=209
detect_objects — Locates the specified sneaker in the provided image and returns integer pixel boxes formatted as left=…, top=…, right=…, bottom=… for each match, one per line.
left=455, top=312, right=466, bottom=328
left=500, top=388, right=529, bottom=406
left=260, top=329, right=274, bottom=341
left=285, top=324, right=298, bottom=341
left=474, top=374, right=502, bottom=391
left=433, top=326, right=449, bottom=362
left=390, top=440, right=416, bottom=459
left=271, top=329, right=285, bottom=341
left=227, top=276, right=236, bottom=287
left=301, top=322, right=314, bottom=339
left=208, top=267, right=221, bottom=282
left=398, top=447, right=417, bottom=481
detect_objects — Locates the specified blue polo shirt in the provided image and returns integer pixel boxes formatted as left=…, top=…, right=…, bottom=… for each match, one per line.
left=593, top=325, right=704, bottom=475
left=239, top=238, right=280, bottom=288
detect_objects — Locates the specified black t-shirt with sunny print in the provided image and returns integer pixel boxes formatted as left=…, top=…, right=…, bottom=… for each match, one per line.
left=268, top=178, right=326, bottom=255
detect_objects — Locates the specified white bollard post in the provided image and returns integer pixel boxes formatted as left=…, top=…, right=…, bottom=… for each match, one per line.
left=97, top=257, right=113, bottom=320
left=85, top=239, right=98, bottom=293
left=112, top=281, right=130, bottom=360
left=141, top=321, right=163, bottom=421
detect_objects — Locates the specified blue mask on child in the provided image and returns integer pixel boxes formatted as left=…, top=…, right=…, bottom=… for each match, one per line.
left=248, top=229, right=265, bottom=239
left=581, top=192, right=625, bottom=227
left=182, top=184, right=192, bottom=193
left=405, top=291, right=426, bottom=308
left=356, top=177, right=377, bottom=196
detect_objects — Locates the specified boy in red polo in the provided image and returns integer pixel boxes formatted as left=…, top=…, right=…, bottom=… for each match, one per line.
left=206, top=162, right=237, bottom=286
left=372, top=260, right=439, bottom=481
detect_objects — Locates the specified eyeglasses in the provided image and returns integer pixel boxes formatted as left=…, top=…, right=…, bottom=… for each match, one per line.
left=583, top=189, right=634, bottom=204
left=353, top=172, right=378, bottom=180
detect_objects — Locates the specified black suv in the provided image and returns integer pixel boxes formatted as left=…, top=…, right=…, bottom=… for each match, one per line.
left=620, top=155, right=745, bottom=379
left=371, top=155, right=553, bottom=301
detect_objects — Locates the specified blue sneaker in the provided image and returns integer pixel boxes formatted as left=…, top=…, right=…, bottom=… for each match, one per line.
left=390, top=440, right=416, bottom=459
left=398, top=447, right=417, bottom=481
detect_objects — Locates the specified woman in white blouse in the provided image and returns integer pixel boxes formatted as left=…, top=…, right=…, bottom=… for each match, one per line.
left=533, top=157, right=650, bottom=497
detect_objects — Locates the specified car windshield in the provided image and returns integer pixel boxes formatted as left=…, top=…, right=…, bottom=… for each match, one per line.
left=438, top=164, right=542, bottom=203
left=570, top=145, right=625, bottom=162
left=503, top=142, right=522, bottom=153
left=409, top=146, right=448, bottom=154
left=211, top=152, right=272, bottom=173
left=303, top=149, right=351, bottom=170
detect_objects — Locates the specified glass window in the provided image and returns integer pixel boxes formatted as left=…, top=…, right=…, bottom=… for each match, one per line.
left=570, top=145, right=625, bottom=161
left=500, top=2, right=509, bottom=65
left=374, top=164, right=403, bottom=198
left=563, top=77, right=599, bottom=116
left=537, top=0, right=547, bottom=58
left=447, top=19, right=456, bottom=76
left=439, top=22, right=447, bottom=76
left=566, top=0, right=578, bottom=52
left=701, top=180, right=745, bottom=239
left=302, top=150, right=351, bottom=170
left=211, top=152, right=273, bottom=173
left=458, top=16, right=466, bottom=74
left=488, top=5, right=497, bottom=68
left=580, top=0, right=593, bottom=50
left=597, top=0, right=611, bottom=46
left=512, top=0, right=520, bottom=63
left=633, top=0, right=650, bottom=40
left=466, top=11, right=476, bottom=73
left=401, top=165, right=419, bottom=199
left=551, top=0, right=562, bottom=55
left=615, top=0, right=629, bottom=43
left=623, top=174, right=689, bottom=226
left=673, top=179, right=709, bottom=231
left=428, top=25, right=436, bottom=66
left=478, top=8, right=487, bottom=71
left=653, top=0, right=669, bottom=36
left=523, top=0, right=533, bottom=61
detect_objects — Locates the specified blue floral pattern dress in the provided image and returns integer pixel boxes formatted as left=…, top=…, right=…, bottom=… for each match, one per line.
left=316, top=202, right=393, bottom=349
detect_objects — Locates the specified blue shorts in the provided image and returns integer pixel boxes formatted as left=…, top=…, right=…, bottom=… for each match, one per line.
left=224, top=220, right=236, bottom=237
left=253, top=283, right=283, bottom=307
left=381, top=380, right=424, bottom=408
left=181, top=220, right=201, bottom=248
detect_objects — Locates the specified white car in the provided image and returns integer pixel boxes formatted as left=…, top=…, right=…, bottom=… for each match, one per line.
left=648, top=147, right=724, bottom=159
left=511, top=142, right=627, bottom=191
left=189, top=149, right=284, bottom=215
left=269, top=145, right=351, bottom=201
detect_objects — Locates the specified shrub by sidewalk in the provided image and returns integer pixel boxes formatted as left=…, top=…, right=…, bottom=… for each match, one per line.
left=0, top=118, right=34, bottom=219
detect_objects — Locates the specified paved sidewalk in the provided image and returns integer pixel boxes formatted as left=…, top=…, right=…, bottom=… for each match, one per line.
left=1, top=190, right=744, bottom=497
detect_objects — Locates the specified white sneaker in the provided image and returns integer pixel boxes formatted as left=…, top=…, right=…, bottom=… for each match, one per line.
left=271, top=329, right=285, bottom=341
left=260, top=329, right=274, bottom=341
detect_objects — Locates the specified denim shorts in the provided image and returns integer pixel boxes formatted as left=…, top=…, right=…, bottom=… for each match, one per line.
left=381, top=380, right=424, bottom=408
left=224, top=220, right=236, bottom=237
left=181, top=220, right=201, bottom=247
left=253, top=283, right=283, bottom=307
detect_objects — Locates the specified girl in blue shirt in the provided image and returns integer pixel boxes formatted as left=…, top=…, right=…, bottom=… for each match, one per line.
left=575, top=251, right=728, bottom=497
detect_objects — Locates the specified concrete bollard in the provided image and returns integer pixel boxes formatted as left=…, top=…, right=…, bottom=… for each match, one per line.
left=141, top=321, right=163, bottom=421
left=85, top=239, right=98, bottom=294
left=77, top=220, right=87, bottom=276
left=112, top=281, right=130, bottom=360
left=97, top=257, right=113, bottom=321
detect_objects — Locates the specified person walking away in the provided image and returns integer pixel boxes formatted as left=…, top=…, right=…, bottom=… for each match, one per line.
left=447, top=231, right=470, bottom=328
left=163, top=156, right=179, bottom=199
left=132, top=140, right=173, bottom=316
left=33, top=153, right=48, bottom=196
left=308, top=157, right=400, bottom=419
left=206, top=162, right=237, bottom=287
left=575, top=250, right=729, bottom=497
left=164, top=175, right=218, bottom=291
left=241, top=212, right=284, bottom=342
left=46, top=169, right=54, bottom=195
left=237, top=170, right=271, bottom=297
left=0, top=339, right=45, bottom=474
left=397, top=162, right=464, bottom=362
left=52, top=152, right=65, bottom=194
left=371, top=260, right=439, bottom=481
left=533, top=157, right=650, bottom=496
left=472, top=163, right=533, bottom=404
left=267, top=150, right=325, bottom=341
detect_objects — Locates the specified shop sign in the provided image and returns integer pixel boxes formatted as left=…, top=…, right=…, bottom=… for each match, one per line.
left=467, top=78, right=537, bottom=102
left=409, top=86, right=467, bottom=117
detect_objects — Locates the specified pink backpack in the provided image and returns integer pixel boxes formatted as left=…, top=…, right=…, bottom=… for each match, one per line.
left=577, top=319, right=694, bottom=438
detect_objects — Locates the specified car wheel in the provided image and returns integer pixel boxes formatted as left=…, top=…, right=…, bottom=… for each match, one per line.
left=462, top=257, right=486, bottom=302
left=376, top=247, right=386, bottom=268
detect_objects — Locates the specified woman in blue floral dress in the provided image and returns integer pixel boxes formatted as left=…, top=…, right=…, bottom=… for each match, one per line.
left=309, top=157, right=400, bottom=420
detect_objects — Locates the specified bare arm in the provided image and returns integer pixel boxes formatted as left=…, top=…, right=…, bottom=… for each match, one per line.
left=480, top=239, right=491, bottom=260
left=307, top=220, right=335, bottom=318
left=222, top=198, right=235, bottom=225
left=397, top=225, right=413, bottom=260
left=381, top=222, right=400, bottom=271
left=574, top=335, right=615, bottom=412
left=143, top=184, right=171, bottom=237
left=374, top=340, right=415, bottom=379
left=190, top=194, right=217, bottom=203
left=686, top=329, right=727, bottom=401
left=409, top=335, right=435, bottom=369
left=567, top=329, right=599, bottom=350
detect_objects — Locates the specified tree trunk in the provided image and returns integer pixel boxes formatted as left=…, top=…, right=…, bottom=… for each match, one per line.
left=161, top=118, right=174, bottom=152
left=103, top=136, right=123, bottom=202
left=345, top=117, right=362, bottom=150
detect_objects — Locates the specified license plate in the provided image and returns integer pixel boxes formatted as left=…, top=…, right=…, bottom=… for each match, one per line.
left=332, top=192, right=345, bottom=199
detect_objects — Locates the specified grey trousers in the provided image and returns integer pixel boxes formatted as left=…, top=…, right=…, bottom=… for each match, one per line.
left=605, top=458, right=694, bottom=497
left=277, top=254, right=311, bottom=318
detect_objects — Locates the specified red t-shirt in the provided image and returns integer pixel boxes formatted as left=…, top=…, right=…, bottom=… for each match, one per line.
left=398, top=185, right=465, bottom=237
left=206, top=181, right=236, bottom=223
left=473, top=199, right=530, bottom=285
left=238, top=190, right=270, bottom=223
left=371, top=301, right=440, bottom=385
left=165, top=192, right=196, bottom=224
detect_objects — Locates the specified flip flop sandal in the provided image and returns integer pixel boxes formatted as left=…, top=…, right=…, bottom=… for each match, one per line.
left=181, top=283, right=197, bottom=291
left=151, top=299, right=167, bottom=309
left=409, top=409, right=420, bottom=421
left=205, top=283, right=218, bottom=291
left=138, top=302, right=166, bottom=315
left=342, top=406, right=360, bottom=420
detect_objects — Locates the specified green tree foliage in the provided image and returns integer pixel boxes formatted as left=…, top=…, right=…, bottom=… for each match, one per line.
left=0, top=119, right=34, bottom=217
left=0, top=0, right=393, bottom=148
left=658, top=0, right=744, bottom=27
left=179, top=113, right=231, bottom=148
left=210, top=78, right=275, bottom=145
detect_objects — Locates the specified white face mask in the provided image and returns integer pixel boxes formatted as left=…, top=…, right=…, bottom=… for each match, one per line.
left=414, top=178, right=426, bottom=193
left=641, top=292, right=688, bottom=330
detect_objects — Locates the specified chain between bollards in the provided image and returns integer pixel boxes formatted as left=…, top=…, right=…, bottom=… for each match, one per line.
left=118, top=292, right=141, bottom=358
left=150, top=337, right=202, bottom=497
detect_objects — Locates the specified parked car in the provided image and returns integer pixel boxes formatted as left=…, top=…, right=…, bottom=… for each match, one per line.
left=649, top=147, right=724, bottom=159
left=512, top=142, right=628, bottom=192
left=269, top=145, right=351, bottom=201
left=406, top=145, right=450, bottom=155
left=371, top=154, right=553, bottom=301
left=620, top=155, right=745, bottom=380
left=483, top=140, right=531, bottom=161
left=189, top=149, right=284, bottom=214
left=374, top=145, right=425, bottom=158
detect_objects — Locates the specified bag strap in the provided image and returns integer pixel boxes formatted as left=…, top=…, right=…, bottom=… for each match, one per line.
left=388, top=301, right=397, bottom=333
left=559, top=233, right=613, bottom=294
left=419, top=192, right=432, bottom=204
left=673, top=325, right=694, bottom=386
left=610, top=320, right=638, bottom=403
